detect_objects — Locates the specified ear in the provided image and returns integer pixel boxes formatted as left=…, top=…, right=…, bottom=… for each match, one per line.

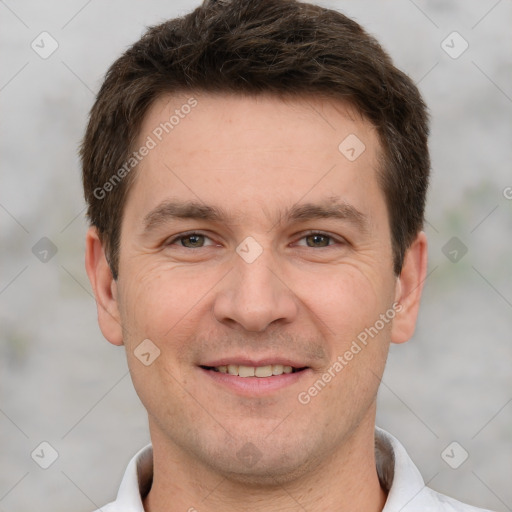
left=391, top=231, right=428, bottom=344
left=85, top=227, right=124, bottom=346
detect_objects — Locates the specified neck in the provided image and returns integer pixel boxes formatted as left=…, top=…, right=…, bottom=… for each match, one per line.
left=143, top=416, right=387, bottom=512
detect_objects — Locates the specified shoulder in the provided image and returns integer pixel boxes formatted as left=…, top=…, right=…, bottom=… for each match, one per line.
left=90, top=444, right=153, bottom=512
left=376, top=427, right=495, bottom=512
left=419, top=487, right=495, bottom=511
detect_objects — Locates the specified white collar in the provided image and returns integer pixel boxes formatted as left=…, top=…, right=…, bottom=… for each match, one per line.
left=98, top=427, right=491, bottom=512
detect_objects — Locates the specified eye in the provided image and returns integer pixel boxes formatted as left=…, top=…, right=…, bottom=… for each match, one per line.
left=305, top=233, right=331, bottom=247
left=167, top=232, right=215, bottom=248
left=295, top=232, right=341, bottom=248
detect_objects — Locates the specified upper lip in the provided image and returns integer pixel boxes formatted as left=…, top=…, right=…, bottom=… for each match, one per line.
left=200, top=357, right=309, bottom=368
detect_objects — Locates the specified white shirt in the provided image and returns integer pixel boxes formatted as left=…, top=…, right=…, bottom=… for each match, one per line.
left=95, top=427, right=493, bottom=512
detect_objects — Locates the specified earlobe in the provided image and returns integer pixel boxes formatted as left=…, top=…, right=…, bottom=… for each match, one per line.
left=85, top=227, right=124, bottom=346
left=391, top=231, right=428, bottom=345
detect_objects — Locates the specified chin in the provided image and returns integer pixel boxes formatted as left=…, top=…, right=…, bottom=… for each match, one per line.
left=200, top=436, right=325, bottom=488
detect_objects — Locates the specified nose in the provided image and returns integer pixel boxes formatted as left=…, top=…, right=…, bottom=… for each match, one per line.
left=212, top=249, right=299, bottom=333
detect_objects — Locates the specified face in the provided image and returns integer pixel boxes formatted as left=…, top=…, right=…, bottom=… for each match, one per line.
left=89, top=93, right=423, bottom=485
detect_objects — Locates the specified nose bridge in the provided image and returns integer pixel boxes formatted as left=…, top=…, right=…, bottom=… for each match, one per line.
left=213, top=244, right=297, bottom=332
left=236, top=250, right=279, bottom=302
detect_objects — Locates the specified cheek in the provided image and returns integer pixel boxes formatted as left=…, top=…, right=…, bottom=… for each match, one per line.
left=118, top=267, right=203, bottom=413
left=297, top=264, right=393, bottom=406
left=293, top=262, right=388, bottom=341
left=118, top=262, right=216, bottom=349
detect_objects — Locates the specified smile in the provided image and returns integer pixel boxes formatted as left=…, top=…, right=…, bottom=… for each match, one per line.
left=199, top=362, right=311, bottom=396
left=200, top=364, right=307, bottom=377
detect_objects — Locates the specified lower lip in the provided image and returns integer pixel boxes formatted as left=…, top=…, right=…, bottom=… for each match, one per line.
left=199, top=367, right=311, bottom=396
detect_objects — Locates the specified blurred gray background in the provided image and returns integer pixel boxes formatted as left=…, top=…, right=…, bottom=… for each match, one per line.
left=1, top=0, right=511, bottom=511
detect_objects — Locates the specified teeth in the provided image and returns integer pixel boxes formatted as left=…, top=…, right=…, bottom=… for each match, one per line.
left=255, top=365, right=272, bottom=377
left=213, top=364, right=295, bottom=377
left=272, top=364, right=284, bottom=375
left=238, top=365, right=255, bottom=377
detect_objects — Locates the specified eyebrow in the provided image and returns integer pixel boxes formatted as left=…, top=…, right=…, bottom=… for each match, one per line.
left=282, top=200, right=369, bottom=232
left=142, top=197, right=369, bottom=233
left=143, top=201, right=225, bottom=232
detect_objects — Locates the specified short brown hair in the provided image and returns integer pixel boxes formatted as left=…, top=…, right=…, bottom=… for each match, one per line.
left=81, top=0, right=429, bottom=279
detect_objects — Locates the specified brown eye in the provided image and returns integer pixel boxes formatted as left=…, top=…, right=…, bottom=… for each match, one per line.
left=180, top=234, right=206, bottom=248
left=305, top=234, right=331, bottom=247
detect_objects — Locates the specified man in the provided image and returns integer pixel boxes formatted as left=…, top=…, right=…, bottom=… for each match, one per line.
left=81, top=0, right=493, bottom=510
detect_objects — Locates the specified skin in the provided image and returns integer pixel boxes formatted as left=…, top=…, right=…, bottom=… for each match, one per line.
left=86, top=93, right=428, bottom=511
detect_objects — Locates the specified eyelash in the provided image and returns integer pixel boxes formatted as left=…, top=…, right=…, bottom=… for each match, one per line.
left=165, top=230, right=345, bottom=248
left=165, top=231, right=217, bottom=248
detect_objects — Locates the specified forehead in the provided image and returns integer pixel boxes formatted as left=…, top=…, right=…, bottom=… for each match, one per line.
left=125, top=92, right=385, bottom=228
left=141, top=92, right=378, bottom=153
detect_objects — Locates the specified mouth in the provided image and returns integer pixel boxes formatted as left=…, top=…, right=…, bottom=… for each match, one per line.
left=200, top=364, right=309, bottom=377
left=198, top=360, right=311, bottom=396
